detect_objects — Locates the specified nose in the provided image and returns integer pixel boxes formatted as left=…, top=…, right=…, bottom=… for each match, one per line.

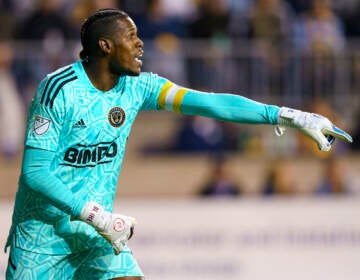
left=137, top=37, right=144, bottom=48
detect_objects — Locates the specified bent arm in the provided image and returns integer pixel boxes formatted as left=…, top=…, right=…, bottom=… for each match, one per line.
left=157, top=81, right=280, bottom=124
left=21, top=146, right=85, bottom=217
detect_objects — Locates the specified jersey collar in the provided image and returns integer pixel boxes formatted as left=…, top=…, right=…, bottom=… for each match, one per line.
left=75, top=60, right=126, bottom=95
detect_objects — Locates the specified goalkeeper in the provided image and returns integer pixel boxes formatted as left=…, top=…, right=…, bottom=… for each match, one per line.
left=5, top=8, right=352, bottom=280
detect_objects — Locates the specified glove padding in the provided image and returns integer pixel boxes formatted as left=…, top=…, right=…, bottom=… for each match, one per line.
left=276, top=107, right=353, bottom=151
left=80, top=201, right=137, bottom=255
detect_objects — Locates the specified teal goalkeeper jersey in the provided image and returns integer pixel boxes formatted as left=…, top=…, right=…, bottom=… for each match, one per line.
left=7, top=60, right=279, bottom=255
left=10, top=61, right=168, bottom=254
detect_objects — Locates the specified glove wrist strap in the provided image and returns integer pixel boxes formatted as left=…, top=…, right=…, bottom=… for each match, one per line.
left=277, top=107, right=302, bottom=128
left=80, top=201, right=106, bottom=230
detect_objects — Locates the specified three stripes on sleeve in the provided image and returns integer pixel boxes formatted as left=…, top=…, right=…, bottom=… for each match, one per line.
left=40, top=69, right=188, bottom=113
left=40, top=66, right=78, bottom=109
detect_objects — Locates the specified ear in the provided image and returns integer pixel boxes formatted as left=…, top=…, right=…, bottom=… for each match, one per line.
left=98, top=38, right=113, bottom=56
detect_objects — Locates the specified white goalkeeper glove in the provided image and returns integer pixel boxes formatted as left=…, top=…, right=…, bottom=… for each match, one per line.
left=276, top=107, right=353, bottom=151
left=80, top=201, right=137, bottom=255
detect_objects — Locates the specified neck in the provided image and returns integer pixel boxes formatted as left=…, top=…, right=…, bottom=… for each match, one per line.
left=82, top=58, right=119, bottom=92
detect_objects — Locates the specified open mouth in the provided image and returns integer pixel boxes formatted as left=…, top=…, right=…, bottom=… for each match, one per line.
left=135, top=50, right=144, bottom=65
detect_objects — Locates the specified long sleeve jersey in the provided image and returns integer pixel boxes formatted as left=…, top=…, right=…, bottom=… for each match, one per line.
left=6, top=60, right=279, bottom=254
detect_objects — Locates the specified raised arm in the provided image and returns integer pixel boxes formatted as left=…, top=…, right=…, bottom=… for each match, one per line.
left=157, top=81, right=352, bottom=151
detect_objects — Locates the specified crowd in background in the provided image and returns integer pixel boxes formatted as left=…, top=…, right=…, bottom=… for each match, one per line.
left=196, top=152, right=356, bottom=197
left=0, top=0, right=359, bottom=196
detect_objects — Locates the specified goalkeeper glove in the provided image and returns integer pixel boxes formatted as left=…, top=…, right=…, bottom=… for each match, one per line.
left=80, top=201, right=137, bottom=255
left=276, top=107, right=353, bottom=151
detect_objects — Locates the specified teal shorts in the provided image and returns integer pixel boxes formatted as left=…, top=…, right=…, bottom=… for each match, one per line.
left=6, top=245, right=143, bottom=279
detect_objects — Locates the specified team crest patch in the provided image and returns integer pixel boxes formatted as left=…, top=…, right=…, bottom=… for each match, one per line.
left=108, top=107, right=126, bottom=128
left=33, top=115, right=51, bottom=135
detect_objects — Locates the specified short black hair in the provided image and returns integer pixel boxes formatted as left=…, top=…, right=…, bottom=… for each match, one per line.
left=79, top=9, right=129, bottom=59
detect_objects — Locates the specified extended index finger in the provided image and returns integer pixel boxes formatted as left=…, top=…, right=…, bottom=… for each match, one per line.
left=322, top=125, right=353, bottom=143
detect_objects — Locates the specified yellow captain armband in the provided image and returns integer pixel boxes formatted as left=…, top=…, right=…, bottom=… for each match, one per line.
left=158, top=81, right=188, bottom=113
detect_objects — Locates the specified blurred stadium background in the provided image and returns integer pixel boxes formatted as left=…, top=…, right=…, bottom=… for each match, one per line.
left=0, top=0, right=360, bottom=279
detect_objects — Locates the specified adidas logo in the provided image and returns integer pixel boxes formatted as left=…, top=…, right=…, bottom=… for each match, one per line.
left=73, top=119, right=86, bottom=128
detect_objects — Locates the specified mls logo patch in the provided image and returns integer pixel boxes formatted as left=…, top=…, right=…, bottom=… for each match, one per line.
left=108, top=107, right=126, bottom=128
left=33, top=115, right=51, bottom=135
